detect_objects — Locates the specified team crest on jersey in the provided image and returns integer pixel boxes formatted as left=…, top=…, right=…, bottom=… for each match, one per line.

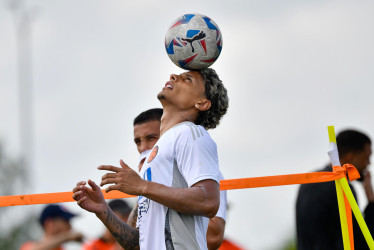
left=147, top=146, right=158, bottom=163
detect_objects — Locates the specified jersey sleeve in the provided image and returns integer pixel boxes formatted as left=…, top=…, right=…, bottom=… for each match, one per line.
left=174, top=124, right=220, bottom=187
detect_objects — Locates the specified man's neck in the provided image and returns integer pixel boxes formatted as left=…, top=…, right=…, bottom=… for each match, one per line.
left=160, top=109, right=196, bottom=135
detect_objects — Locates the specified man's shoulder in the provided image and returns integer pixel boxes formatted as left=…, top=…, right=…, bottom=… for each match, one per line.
left=20, top=242, right=35, bottom=250
left=173, top=122, right=211, bottom=141
left=82, top=238, right=113, bottom=250
left=21, top=241, right=64, bottom=250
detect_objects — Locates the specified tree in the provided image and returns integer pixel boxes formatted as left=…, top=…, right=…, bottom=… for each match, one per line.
left=0, top=143, right=39, bottom=250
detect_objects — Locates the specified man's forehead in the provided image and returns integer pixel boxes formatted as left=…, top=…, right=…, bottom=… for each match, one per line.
left=182, top=70, right=202, bottom=79
left=134, top=120, right=160, bottom=134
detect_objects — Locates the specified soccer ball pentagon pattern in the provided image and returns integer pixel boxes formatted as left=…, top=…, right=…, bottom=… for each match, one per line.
left=165, top=13, right=223, bottom=70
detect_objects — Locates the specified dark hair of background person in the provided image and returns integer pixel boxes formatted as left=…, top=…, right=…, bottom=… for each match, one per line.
left=337, top=129, right=371, bottom=157
left=133, top=108, right=163, bottom=126
left=108, top=199, right=132, bottom=218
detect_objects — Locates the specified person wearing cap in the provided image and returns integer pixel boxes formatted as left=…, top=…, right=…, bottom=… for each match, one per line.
left=82, top=199, right=132, bottom=250
left=20, top=204, right=84, bottom=250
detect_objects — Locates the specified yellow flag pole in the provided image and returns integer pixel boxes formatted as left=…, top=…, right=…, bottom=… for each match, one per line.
left=338, top=177, right=374, bottom=249
left=328, top=126, right=351, bottom=249
left=336, top=179, right=352, bottom=249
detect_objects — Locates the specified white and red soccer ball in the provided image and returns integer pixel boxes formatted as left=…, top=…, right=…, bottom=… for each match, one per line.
left=165, top=13, right=223, bottom=70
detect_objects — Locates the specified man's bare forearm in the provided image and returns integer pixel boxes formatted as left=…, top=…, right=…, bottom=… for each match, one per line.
left=127, top=203, right=138, bottom=228
left=97, top=206, right=140, bottom=250
left=141, top=179, right=219, bottom=218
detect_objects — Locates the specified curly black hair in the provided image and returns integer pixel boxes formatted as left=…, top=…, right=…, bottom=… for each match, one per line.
left=195, top=68, right=229, bottom=130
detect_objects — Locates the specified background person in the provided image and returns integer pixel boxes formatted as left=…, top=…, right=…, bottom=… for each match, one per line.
left=20, top=204, right=83, bottom=250
left=296, top=129, right=374, bottom=249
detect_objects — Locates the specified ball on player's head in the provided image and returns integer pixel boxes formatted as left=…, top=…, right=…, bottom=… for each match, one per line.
left=165, top=13, right=223, bottom=70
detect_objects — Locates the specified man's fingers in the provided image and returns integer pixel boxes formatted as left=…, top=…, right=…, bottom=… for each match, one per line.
left=98, top=165, right=121, bottom=172
left=120, top=159, right=130, bottom=169
left=100, top=177, right=117, bottom=187
left=88, top=179, right=100, bottom=191
left=72, top=185, right=82, bottom=193
left=72, top=189, right=85, bottom=202
left=105, top=185, right=117, bottom=193
left=72, top=182, right=88, bottom=193
left=76, top=181, right=86, bottom=186
left=101, top=173, right=117, bottom=180
left=72, top=191, right=80, bottom=201
left=76, top=196, right=87, bottom=206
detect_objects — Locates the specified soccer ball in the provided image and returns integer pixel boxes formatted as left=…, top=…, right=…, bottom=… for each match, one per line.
left=165, top=13, right=223, bottom=70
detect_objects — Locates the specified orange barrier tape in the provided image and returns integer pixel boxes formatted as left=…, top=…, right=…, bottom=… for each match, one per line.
left=0, top=191, right=135, bottom=207
left=0, top=164, right=360, bottom=207
left=220, top=164, right=359, bottom=190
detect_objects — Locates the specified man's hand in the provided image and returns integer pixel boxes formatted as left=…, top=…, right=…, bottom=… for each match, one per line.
left=99, top=159, right=146, bottom=195
left=65, top=231, right=84, bottom=242
left=207, top=216, right=225, bottom=249
left=363, top=171, right=374, bottom=202
left=72, top=179, right=107, bottom=214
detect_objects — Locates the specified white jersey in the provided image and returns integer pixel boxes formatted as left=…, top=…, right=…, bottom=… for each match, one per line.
left=137, top=121, right=220, bottom=250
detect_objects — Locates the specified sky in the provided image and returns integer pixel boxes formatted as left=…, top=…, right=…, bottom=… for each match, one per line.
left=1, top=0, right=374, bottom=249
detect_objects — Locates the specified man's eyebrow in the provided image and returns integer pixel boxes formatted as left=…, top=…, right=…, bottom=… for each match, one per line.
left=145, top=134, right=159, bottom=138
left=182, top=73, right=194, bottom=78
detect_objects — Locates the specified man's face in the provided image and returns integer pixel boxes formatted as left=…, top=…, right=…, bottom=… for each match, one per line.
left=45, top=217, right=71, bottom=235
left=133, top=120, right=161, bottom=154
left=157, top=71, right=207, bottom=110
left=351, top=143, right=372, bottom=173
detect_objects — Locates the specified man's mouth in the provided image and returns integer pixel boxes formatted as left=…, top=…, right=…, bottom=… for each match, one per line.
left=164, top=81, right=173, bottom=89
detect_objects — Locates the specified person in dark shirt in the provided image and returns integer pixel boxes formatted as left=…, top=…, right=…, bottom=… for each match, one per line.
left=296, top=129, right=374, bottom=249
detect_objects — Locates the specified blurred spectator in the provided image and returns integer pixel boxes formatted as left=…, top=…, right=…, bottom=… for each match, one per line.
left=20, top=204, right=83, bottom=250
left=82, top=199, right=132, bottom=250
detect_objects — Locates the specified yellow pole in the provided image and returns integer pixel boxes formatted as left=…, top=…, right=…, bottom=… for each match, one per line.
left=338, top=177, right=374, bottom=249
left=328, top=126, right=351, bottom=249
left=335, top=180, right=352, bottom=249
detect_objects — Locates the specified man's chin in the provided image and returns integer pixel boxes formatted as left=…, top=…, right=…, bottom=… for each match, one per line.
left=157, top=92, right=165, bottom=100
left=357, top=170, right=364, bottom=182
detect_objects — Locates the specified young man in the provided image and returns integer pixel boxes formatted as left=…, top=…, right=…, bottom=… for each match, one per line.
left=72, top=68, right=229, bottom=250
left=129, top=108, right=227, bottom=249
left=296, top=129, right=374, bottom=249
left=20, top=204, right=83, bottom=250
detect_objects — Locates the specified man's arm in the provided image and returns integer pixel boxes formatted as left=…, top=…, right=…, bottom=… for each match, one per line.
left=141, top=179, right=219, bottom=218
left=127, top=203, right=138, bottom=228
left=99, top=160, right=220, bottom=218
left=363, top=171, right=374, bottom=202
left=72, top=179, right=139, bottom=250
left=24, top=231, right=83, bottom=250
left=207, top=216, right=226, bottom=250
left=96, top=205, right=139, bottom=250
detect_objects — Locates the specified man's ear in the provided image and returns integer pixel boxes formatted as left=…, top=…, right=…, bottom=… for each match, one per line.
left=341, top=151, right=354, bottom=165
left=195, top=99, right=211, bottom=111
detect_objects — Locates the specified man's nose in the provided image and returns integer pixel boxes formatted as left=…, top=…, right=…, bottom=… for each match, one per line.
left=170, top=74, right=177, bottom=82
left=140, top=142, right=151, bottom=153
